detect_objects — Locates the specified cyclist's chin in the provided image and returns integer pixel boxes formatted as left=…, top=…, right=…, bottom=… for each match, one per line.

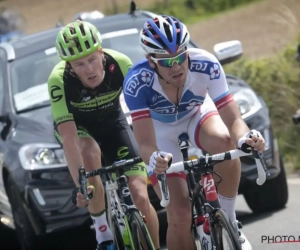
left=168, top=73, right=186, bottom=87
left=84, top=76, right=102, bottom=89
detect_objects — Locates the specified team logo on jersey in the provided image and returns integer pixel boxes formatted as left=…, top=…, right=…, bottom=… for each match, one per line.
left=190, top=60, right=221, bottom=80
left=50, top=85, right=63, bottom=102
left=209, top=63, right=221, bottom=80
left=109, top=64, right=115, bottom=73
left=124, top=68, right=154, bottom=97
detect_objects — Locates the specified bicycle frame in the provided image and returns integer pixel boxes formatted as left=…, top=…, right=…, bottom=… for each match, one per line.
left=157, top=133, right=268, bottom=249
left=79, top=157, right=149, bottom=249
left=104, top=170, right=140, bottom=247
left=178, top=134, right=225, bottom=248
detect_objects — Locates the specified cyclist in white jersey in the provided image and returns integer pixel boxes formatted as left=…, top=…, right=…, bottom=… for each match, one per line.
left=123, top=15, right=265, bottom=250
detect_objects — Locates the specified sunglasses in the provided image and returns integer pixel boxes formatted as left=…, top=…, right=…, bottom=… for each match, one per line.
left=151, top=50, right=188, bottom=68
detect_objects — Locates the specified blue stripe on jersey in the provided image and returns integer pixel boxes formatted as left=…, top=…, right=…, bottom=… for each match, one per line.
left=213, top=90, right=230, bottom=102
left=150, top=107, right=196, bottom=123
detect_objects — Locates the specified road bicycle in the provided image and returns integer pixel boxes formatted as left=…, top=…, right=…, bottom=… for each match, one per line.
left=157, top=133, right=269, bottom=250
left=78, top=157, right=155, bottom=250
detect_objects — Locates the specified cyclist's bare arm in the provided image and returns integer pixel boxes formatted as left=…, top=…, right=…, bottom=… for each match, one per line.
left=218, top=102, right=250, bottom=145
left=48, top=62, right=84, bottom=186
left=57, top=121, right=83, bottom=186
left=132, top=118, right=159, bottom=165
left=218, top=102, right=265, bottom=152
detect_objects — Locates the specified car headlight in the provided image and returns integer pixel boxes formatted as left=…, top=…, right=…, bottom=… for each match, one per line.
left=19, top=143, right=67, bottom=170
left=233, top=88, right=262, bottom=119
left=119, top=93, right=132, bottom=125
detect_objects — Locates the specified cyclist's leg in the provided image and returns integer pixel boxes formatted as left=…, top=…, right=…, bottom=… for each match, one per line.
left=100, top=117, right=159, bottom=249
left=150, top=121, right=196, bottom=250
left=54, top=125, right=113, bottom=248
left=188, top=97, right=239, bottom=220
left=188, top=97, right=251, bottom=247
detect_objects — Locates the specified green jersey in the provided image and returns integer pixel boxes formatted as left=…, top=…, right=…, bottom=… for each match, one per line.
left=48, top=49, right=132, bottom=125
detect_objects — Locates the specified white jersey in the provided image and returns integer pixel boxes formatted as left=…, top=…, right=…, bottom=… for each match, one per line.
left=123, top=48, right=234, bottom=125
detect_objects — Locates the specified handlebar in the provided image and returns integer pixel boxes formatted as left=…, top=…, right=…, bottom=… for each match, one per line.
left=158, top=148, right=270, bottom=208
left=78, top=157, right=143, bottom=200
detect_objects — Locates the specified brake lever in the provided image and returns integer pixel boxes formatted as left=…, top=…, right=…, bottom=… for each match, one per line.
left=78, top=166, right=89, bottom=200
left=251, top=149, right=270, bottom=186
left=157, top=173, right=170, bottom=207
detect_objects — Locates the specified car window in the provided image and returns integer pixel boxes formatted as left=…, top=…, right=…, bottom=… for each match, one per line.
left=101, top=29, right=197, bottom=64
left=10, top=48, right=60, bottom=112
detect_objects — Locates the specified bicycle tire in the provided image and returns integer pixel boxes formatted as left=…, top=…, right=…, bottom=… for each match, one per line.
left=128, top=209, right=155, bottom=250
left=212, top=209, right=241, bottom=250
left=112, top=215, right=126, bottom=250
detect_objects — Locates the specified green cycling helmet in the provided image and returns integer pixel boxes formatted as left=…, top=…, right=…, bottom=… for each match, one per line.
left=55, top=20, right=102, bottom=61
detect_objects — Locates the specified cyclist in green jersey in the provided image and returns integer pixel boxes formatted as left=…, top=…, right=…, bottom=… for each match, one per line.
left=47, top=20, right=159, bottom=250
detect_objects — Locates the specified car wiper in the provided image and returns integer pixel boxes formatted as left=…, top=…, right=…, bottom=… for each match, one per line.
left=17, top=103, right=50, bottom=114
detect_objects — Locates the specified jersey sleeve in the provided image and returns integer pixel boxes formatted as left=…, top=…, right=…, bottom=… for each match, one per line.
left=48, top=61, right=74, bottom=125
left=189, top=48, right=234, bottom=110
left=123, top=63, right=153, bottom=122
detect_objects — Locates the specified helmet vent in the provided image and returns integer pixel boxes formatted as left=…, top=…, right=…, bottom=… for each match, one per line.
left=69, top=47, right=75, bottom=55
left=79, top=22, right=86, bottom=36
left=85, top=40, right=90, bottom=50
left=163, top=22, right=172, bottom=43
left=63, top=33, right=69, bottom=43
left=59, top=43, right=66, bottom=56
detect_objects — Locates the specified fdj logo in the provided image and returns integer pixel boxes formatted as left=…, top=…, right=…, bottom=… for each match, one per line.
left=190, top=60, right=221, bottom=80
left=190, top=61, right=208, bottom=72
left=124, top=68, right=153, bottom=97
left=117, top=146, right=129, bottom=159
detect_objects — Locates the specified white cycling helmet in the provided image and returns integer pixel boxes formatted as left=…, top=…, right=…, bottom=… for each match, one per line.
left=140, top=15, right=190, bottom=55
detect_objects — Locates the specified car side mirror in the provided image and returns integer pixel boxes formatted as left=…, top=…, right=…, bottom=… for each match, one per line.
left=213, top=40, right=243, bottom=65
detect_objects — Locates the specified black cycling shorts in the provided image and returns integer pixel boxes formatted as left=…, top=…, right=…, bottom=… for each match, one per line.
left=54, top=112, right=146, bottom=177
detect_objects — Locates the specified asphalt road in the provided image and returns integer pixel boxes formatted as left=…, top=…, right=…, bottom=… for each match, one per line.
left=1, top=178, right=300, bottom=250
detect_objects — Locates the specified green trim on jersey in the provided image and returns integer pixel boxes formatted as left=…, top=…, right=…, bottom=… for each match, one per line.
left=70, top=88, right=122, bottom=108
left=48, top=61, right=74, bottom=125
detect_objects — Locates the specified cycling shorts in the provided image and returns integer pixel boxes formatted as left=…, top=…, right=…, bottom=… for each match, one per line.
left=149, top=97, right=219, bottom=186
left=54, top=112, right=147, bottom=178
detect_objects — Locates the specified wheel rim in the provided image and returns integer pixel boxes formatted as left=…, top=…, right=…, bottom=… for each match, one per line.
left=220, top=228, right=235, bottom=250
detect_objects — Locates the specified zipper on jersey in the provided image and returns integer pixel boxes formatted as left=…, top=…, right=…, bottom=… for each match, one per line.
left=175, top=87, right=180, bottom=121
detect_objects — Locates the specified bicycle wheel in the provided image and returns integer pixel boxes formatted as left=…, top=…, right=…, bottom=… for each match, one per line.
left=112, top=215, right=126, bottom=250
left=127, top=209, right=155, bottom=250
left=212, top=209, right=241, bottom=250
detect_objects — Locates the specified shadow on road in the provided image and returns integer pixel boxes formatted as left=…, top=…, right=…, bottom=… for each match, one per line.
left=236, top=206, right=287, bottom=226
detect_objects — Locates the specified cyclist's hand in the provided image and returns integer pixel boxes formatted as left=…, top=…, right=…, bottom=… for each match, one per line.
left=148, top=151, right=173, bottom=175
left=238, top=129, right=265, bottom=153
left=296, top=109, right=300, bottom=115
left=72, top=185, right=94, bottom=207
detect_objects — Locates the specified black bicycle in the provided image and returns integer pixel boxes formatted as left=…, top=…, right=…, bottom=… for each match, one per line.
left=157, top=133, right=269, bottom=250
left=78, top=157, right=155, bottom=250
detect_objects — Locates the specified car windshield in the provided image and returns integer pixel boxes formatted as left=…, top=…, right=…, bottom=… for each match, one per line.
left=11, top=47, right=60, bottom=112
left=11, top=28, right=196, bottom=112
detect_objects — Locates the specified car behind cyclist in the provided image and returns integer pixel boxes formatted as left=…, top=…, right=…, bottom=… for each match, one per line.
left=48, top=20, right=159, bottom=250
left=123, top=15, right=265, bottom=250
